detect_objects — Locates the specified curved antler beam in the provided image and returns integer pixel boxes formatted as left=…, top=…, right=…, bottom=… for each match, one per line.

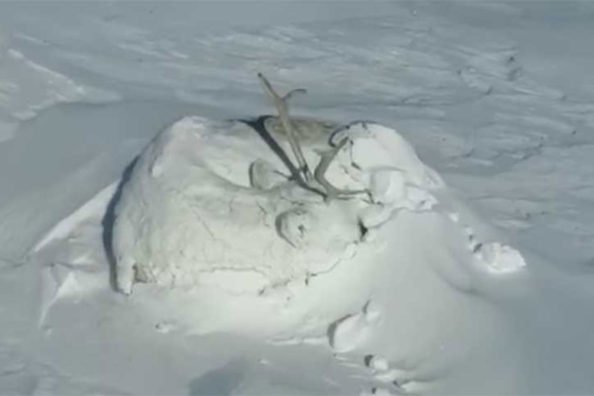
left=258, top=73, right=313, bottom=182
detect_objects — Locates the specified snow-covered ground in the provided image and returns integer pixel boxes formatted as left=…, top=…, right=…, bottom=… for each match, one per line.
left=1, top=1, right=594, bottom=395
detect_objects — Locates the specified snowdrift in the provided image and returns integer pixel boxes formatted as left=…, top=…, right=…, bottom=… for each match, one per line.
left=31, top=113, right=530, bottom=394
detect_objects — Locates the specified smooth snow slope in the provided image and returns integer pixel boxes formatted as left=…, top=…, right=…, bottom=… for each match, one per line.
left=1, top=1, right=594, bottom=395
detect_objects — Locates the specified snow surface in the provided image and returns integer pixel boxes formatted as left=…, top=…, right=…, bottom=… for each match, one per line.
left=1, top=1, right=594, bottom=395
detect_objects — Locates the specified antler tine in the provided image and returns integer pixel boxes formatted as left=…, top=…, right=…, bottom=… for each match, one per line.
left=283, top=88, right=307, bottom=102
left=257, top=73, right=313, bottom=182
left=314, top=137, right=368, bottom=202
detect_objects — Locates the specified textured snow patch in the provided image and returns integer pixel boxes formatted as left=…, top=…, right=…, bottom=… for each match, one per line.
left=33, top=183, right=118, bottom=253
left=34, top=182, right=117, bottom=325
left=367, top=355, right=390, bottom=372
left=0, top=33, right=119, bottom=141
left=474, top=242, right=527, bottom=274
left=328, top=301, right=382, bottom=353
left=332, top=122, right=444, bottom=190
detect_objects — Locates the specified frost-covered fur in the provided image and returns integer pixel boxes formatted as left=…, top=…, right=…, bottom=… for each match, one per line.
left=112, top=117, right=442, bottom=294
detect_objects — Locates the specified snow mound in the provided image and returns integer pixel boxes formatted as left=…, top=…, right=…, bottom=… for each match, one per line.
left=474, top=242, right=527, bottom=274
left=328, top=301, right=382, bottom=353
left=464, top=225, right=527, bottom=274
left=112, top=116, right=443, bottom=295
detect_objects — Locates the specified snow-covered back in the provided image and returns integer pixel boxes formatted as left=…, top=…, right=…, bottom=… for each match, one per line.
left=112, top=116, right=442, bottom=295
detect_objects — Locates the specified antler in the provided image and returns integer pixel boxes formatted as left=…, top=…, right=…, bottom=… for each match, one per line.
left=258, top=73, right=313, bottom=182
left=314, top=137, right=368, bottom=202
left=258, top=73, right=368, bottom=202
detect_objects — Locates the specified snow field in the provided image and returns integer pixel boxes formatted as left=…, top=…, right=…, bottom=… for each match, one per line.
left=2, top=1, right=593, bottom=394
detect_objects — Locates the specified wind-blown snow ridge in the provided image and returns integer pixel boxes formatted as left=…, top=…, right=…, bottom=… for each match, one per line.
left=0, top=33, right=119, bottom=143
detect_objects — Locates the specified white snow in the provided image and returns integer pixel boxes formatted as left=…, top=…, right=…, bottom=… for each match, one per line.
left=0, top=33, right=118, bottom=143
left=328, top=302, right=383, bottom=353
left=33, top=182, right=119, bottom=253
left=1, top=1, right=594, bottom=395
left=474, top=242, right=527, bottom=275
left=367, top=355, right=389, bottom=372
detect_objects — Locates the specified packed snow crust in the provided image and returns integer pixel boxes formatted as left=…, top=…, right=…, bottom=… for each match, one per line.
left=112, top=116, right=443, bottom=295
